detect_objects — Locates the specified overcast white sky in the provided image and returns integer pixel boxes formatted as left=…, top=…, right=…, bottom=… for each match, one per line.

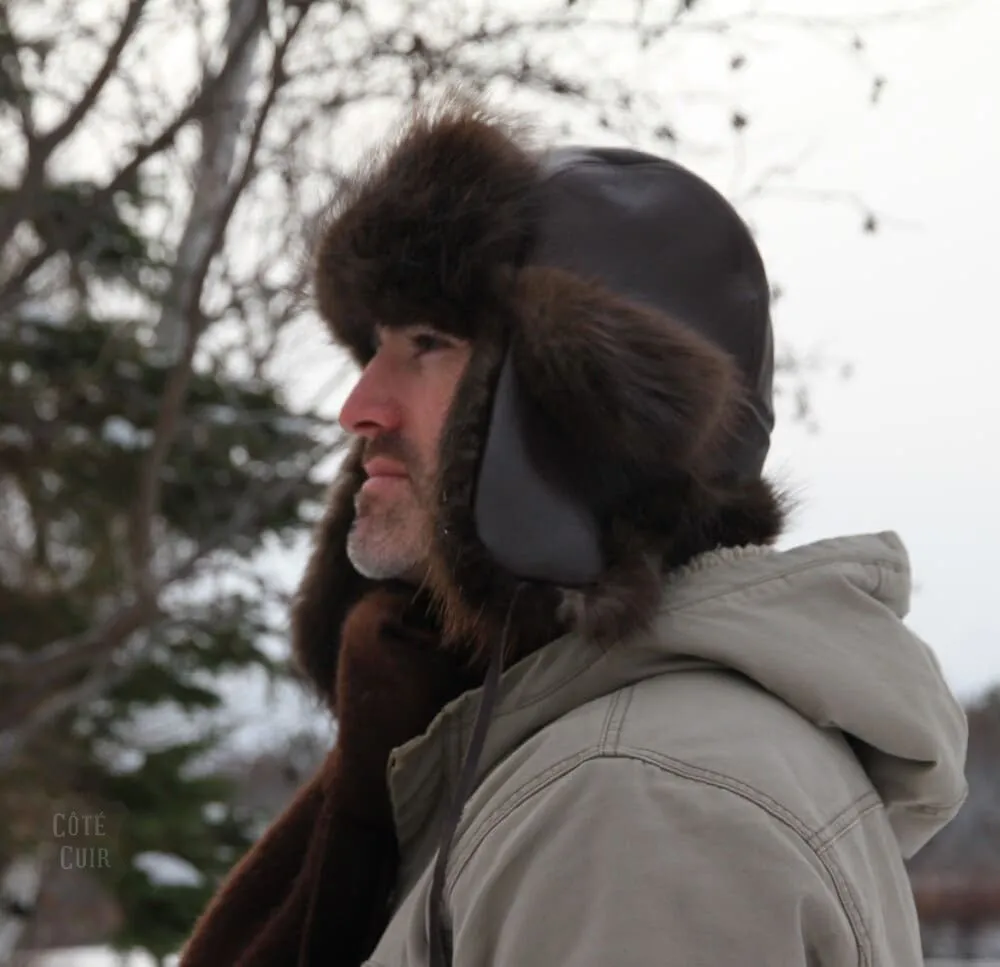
left=746, top=0, right=1000, bottom=701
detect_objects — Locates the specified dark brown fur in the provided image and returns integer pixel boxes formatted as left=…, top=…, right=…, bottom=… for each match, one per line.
left=314, top=95, right=540, bottom=365
left=180, top=589, right=476, bottom=967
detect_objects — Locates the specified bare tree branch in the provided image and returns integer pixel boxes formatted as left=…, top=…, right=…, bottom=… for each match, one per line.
left=35, top=0, right=150, bottom=158
left=708, top=3, right=966, bottom=31
left=130, top=1, right=306, bottom=598
left=0, top=597, right=156, bottom=695
left=0, top=1, right=150, bottom=256
left=154, top=0, right=270, bottom=363
left=0, top=0, right=274, bottom=314
left=0, top=424, right=331, bottom=775
left=0, top=6, right=37, bottom=146
left=0, top=655, right=130, bottom=772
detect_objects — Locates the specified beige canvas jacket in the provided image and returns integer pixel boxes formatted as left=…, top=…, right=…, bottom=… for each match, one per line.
left=365, top=532, right=968, bottom=966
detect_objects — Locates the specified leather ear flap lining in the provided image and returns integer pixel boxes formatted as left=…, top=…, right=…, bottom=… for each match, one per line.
left=474, top=348, right=606, bottom=585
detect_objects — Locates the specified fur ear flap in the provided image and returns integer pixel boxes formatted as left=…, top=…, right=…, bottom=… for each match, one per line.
left=290, top=439, right=374, bottom=705
left=510, top=266, right=744, bottom=503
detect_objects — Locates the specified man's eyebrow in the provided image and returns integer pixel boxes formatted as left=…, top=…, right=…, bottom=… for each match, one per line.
left=370, top=323, right=460, bottom=348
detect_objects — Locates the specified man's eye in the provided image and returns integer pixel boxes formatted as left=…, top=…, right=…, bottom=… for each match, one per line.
left=410, top=331, right=450, bottom=356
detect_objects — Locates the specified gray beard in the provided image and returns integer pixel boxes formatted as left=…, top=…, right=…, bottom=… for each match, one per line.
left=345, top=517, right=429, bottom=583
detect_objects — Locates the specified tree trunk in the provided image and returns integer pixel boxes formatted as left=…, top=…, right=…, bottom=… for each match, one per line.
left=154, top=0, right=267, bottom=362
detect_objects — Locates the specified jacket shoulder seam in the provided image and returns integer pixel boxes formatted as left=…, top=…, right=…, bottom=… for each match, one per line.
left=618, top=745, right=872, bottom=965
left=813, top=793, right=884, bottom=853
left=598, top=685, right=635, bottom=754
left=448, top=748, right=871, bottom=967
left=450, top=750, right=597, bottom=886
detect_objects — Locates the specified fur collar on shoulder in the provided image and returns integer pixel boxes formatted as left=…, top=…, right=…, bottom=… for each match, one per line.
left=179, top=589, right=478, bottom=967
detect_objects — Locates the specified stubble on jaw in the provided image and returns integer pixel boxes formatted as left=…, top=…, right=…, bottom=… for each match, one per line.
left=346, top=434, right=437, bottom=582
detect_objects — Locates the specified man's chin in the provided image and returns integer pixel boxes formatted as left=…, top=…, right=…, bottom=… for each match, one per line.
left=347, top=551, right=426, bottom=584
left=346, top=525, right=426, bottom=583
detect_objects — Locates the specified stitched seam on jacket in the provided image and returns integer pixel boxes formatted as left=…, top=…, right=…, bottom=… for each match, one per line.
left=623, top=747, right=872, bottom=966
left=400, top=750, right=441, bottom=806
left=598, top=687, right=634, bottom=755
left=808, top=791, right=883, bottom=850
left=815, top=800, right=885, bottom=854
left=446, top=749, right=871, bottom=967
left=597, top=691, right=620, bottom=752
left=448, top=750, right=596, bottom=881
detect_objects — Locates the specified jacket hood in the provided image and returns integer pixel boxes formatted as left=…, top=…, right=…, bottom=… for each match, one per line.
left=386, top=531, right=968, bottom=860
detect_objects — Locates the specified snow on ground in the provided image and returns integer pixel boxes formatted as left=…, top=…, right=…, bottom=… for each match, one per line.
left=25, top=949, right=1000, bottom=966
left=31, top=949, right=175, bottom=966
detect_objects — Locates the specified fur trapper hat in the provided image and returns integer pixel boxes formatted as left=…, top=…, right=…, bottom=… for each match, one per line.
left=293, top=95, right=786, bottom=697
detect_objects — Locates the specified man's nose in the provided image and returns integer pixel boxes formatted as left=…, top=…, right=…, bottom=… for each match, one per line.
left=338, top=358, right=402, bottom=439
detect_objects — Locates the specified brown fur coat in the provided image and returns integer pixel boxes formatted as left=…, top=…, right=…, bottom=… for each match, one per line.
left=179, top=588, right=480, bottom=966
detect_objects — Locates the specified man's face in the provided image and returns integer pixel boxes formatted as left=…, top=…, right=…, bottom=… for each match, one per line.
left=339, top=325, right=472, bottom=583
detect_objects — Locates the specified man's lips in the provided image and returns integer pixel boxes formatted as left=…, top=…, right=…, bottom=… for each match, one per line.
left=362, top=458, right=409, bottom=480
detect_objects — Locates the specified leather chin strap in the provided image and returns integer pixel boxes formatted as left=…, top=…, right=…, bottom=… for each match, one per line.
left=429, top=348, right=598, bottom=964
left=427, top=584, right=525, bottom=967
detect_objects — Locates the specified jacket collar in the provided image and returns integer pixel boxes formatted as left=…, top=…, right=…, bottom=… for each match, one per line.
left=386, top=542, right=779, bottom=857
